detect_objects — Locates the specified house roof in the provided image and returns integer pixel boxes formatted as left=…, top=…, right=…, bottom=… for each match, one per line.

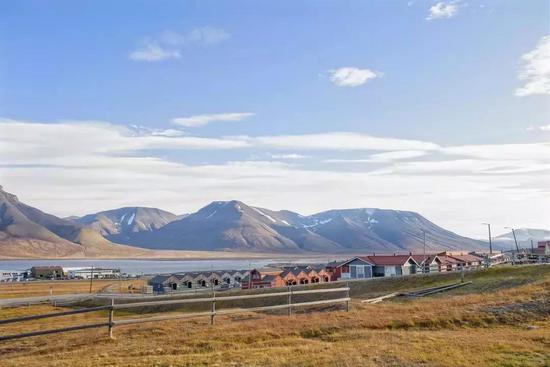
left=438, top=256, right=461, bottom=265
left=363, top=255, right=418, bottom=266
left=148, top=275, right=171, bottom=284
left=337, top=256, right=375, bottom=267
left=262, top=274, right=280, bottom=282
left=448, top=254, right=482, bottom=263
left=411, top=255, right=440, bottom=265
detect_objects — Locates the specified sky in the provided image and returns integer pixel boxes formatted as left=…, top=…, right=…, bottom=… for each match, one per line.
left=0, top=0, right=549, bottom=239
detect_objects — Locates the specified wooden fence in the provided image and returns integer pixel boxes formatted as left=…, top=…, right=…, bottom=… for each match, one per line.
left=0, top=285, right=350, bottom=342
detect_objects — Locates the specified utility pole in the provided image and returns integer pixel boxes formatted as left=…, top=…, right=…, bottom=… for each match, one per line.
left=530, top=239, right=534, bottom=254
left=421, top=230, right=427, bottom=273
left=89, top=266, right=94, bottom=294
left=505, top=227, right=520, bottom=253
left=482, top=223, right=492, bottom=255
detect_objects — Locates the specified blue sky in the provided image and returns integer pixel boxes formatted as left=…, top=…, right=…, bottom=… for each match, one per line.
left=0, top=0, right=549, bottom=238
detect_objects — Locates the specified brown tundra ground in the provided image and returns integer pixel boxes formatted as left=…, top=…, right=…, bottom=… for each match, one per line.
left=0, top=265, right=549, bottom=367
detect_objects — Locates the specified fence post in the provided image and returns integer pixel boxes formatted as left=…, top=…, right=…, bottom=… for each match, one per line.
left=108, top=298, right=115, bottom=339
left=287, top=286, right=292, bottom=316
left=210, top=291, right=216, bottom=325
left=460, top=265, right=464, bottom=283
left=346, top=282, right=350, bottom=312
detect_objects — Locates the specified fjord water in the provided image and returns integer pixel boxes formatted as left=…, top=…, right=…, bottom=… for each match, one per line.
left=0, top=258, right=334, bottom=275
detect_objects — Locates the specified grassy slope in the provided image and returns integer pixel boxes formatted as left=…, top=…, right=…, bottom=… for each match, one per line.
left=0, top=265, right=549, bottom=367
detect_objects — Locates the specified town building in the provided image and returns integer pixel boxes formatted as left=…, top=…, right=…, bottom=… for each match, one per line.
left=66, top=268, right=121, bottom=279
left=336, top=255, right=419, bottom=279
left=512, top=241, right=550, bottom=264
left=30, top=266, right=64, bottom=279
left=0, top=271, right=27, bottom=282
left=411, top=255, right=442, bottom=273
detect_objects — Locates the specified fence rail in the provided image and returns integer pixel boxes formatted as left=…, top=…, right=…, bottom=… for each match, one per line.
left=0, top=285, right=350, bottom=342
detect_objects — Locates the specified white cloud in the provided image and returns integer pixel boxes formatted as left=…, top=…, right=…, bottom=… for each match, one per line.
left=1, top=119, right=549, bottom=238
left=527, top=124, right=550, bottom=132
left=324, top=150, right=428, bottom=164
left=441, top=143, right=550, bottom=161
left=328, top=67, right=380, bottom=87
left=268, top=153, right=308, bottom=160
left=515, top=35, right=550, bottom=97
left=250, top=132, right=440, bottom=151
left=172, top=112, right=255, bottom=128
left=426, top=2, right=459, bottom=20
left=129, top=26, right=229, bottom=62
left=0, top=119, right=249, bottom=165
left=367, top=150, right=428, bottom=162
left=129, top=42, right=181, bottom=62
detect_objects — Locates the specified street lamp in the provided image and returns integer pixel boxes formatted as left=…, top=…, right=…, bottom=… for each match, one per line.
left=482, top=223, right=493, bottom=255
left=505, top=227, right=520, bottom=252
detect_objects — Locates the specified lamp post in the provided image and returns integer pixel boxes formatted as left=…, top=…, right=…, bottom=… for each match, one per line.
left=482, top=223, right=492, bottom=255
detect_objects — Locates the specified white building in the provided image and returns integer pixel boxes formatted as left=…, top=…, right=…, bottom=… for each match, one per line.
left=0, top=271, right=27, bottom=282
left=66, top=267, right=121, bottom=279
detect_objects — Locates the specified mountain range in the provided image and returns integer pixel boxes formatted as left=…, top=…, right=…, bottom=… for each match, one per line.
left=4, top=186, right=536, bottom=259
left=0, top=186, right=150, bottom=258
left=108, top=200, right=489, bottom=253
left=495, top=228, right=550, bottom=249
left=73, top=207, right=186, bottom=245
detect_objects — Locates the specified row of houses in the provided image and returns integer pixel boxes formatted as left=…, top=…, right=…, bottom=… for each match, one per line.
left=241, top=266, right=333, bottom=289
left=334, top=252, right=485, bottom=280
left=148, top=270, right=249, bottom=293
left=240, top=252, right=488, bottom=288
left=147, top=252, right=489, bottom=292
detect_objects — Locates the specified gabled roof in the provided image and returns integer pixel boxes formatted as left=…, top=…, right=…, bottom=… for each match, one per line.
left=337, top=256, right=375, bottom=267
left=447, top=254, right=482, bottom=263
left=364, top=255, right=419, bottom=266
left=262, top=274, right=280, bottom=282
left=411, top=255, right=440, bottom=265
left=148, top=275, right=172, bottom=284
left=438, top=256, right=461, bottom=265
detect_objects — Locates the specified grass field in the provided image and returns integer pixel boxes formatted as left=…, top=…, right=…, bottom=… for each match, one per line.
left=0, top=278, right=146, bottom=299
left=0, top=265, right=549, bottom=367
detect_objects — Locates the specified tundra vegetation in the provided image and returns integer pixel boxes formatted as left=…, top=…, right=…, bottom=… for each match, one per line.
left=0, top=265, right=549, bottom=367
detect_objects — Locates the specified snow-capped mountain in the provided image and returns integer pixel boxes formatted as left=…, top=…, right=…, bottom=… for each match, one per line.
left=72, top=207, right=185, bottom=243
left=110, top=200, right=488, bottom=253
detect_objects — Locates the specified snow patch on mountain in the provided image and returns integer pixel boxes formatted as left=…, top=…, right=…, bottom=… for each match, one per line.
left=127, top=213, right=135, bottom=225
left=251, top=207, right=277, bottom=223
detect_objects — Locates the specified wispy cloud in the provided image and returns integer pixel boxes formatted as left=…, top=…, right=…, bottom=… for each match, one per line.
left=129, top=42, right=181, bottom=62
left=129, top=26, right=229, bottom=62
left=172, top=112, right=255, bottom=128
left=328, top=67, right=380, bottom=87
left=515, top=35, right=550, bottom=97
left=1, top=118, right=549, bottom=237
left=268, top=153, right=308, bottom=160
left=250, top=132, right=439, bottom=151
left=426, top=2, right=459, bottom=20
left=527, top=124, right=550, bottom=132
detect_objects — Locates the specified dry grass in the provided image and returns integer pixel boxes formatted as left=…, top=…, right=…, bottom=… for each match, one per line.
left=0, top=265, right=549, bottom=367
left=0, top=279, right=146, bottom=299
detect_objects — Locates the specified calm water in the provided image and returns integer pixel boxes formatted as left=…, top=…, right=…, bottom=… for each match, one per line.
left=0, top=258, right=334, bottom=275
